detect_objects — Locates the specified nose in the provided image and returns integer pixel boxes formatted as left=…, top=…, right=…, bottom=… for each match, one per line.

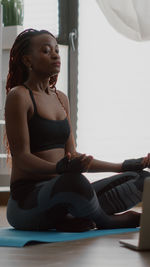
left=51, top=50, right=60, bottom=59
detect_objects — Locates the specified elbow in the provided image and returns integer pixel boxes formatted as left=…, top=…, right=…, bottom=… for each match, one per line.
left=11, top=151, right=30, bottom=169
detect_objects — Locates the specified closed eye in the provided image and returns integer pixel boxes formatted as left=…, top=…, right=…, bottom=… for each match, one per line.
left=43, top=47, right=59, bottom=55
left=43, top=48, right=51, bottom=54
left=55, top=48, right=59, bottom=54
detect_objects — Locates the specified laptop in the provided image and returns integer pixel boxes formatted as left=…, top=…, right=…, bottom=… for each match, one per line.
left=119, top=176, right=150, bottom=251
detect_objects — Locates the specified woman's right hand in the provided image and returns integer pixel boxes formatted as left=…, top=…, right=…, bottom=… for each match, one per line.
left=142, top=153, right=150, bottom=169
left=56, top=153, right=93, bottom=174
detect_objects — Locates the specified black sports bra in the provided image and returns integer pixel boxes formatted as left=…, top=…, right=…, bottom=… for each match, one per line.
left=24, top=85, right=70, bottom=153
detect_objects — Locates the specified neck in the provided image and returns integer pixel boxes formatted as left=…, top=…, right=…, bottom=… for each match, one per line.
left=25, top=75, right=51, bottom=92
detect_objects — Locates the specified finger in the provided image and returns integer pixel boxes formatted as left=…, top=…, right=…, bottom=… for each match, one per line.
left=66, top=152, right=72, bottom=160
left=78, top=154, right=86, bottom=161
left=86, top=159, right=93, bottom=171
left=147, top=158, right=150, bottom=168
left=82, top=160, right=93, bottom=172
left=145, top=159, right=150, bottom=168
left=71, top=152, right=76, bottom=159
left=81, top=156, right=93, bottom=168
left=146, top=153, right=150, bottom=161
left=145, top=157, right=150, bottom=167
left=86, top=155, right=93, bottom=161
left=81, top=155, right=92, bottom=161
left=142, top=157, right=148, bottom=168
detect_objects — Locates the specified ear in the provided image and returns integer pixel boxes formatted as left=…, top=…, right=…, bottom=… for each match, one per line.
left=22, top=54, right=32, bottom=68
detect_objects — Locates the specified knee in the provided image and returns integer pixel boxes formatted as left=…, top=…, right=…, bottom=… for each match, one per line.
left=51, top=173, right=94, bottom=200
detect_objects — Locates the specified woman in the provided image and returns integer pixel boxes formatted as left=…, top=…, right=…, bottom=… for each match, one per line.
left=5, top=28, right=150, bottom=231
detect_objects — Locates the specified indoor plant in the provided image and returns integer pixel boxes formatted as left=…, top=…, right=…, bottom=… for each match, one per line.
left=0, top=0, right=24, bottom=49
left=1, top=0, right=24, bottom=26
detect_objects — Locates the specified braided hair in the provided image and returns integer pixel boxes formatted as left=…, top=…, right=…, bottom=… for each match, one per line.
left=5, top=28, right=68, bottom=159
left=6, top=28, right=58, bottom=93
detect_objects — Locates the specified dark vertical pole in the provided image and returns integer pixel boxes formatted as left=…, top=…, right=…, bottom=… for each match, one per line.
left=58, top=0, right=79, bottom=143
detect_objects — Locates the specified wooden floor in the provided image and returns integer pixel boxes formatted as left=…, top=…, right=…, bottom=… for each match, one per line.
left=0, top=206, right=150, bottom=267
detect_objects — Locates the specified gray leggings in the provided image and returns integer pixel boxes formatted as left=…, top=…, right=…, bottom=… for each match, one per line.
left=7, top=170, right=149, bottom=230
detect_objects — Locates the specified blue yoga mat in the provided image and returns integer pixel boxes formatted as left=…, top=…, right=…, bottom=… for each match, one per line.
left=0, top=227, right=139, bottom=247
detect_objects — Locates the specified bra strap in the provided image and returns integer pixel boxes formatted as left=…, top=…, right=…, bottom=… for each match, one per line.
left=23, top=84, right=38, bottom=114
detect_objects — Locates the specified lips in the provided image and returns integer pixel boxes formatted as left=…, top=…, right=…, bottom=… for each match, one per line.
left=52, top=61, right=61, bottom=67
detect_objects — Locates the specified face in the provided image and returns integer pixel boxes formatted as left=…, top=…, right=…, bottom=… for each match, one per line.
left=26, top=34, right=61, bottom=78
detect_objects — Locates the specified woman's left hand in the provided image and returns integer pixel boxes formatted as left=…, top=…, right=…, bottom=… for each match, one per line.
left=122, top=156, right=147, bottom=172
left=56, top=152, right=93, bottom=174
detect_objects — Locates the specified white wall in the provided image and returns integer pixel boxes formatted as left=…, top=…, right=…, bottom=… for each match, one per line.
left=77, top=0, right=150, bottom=181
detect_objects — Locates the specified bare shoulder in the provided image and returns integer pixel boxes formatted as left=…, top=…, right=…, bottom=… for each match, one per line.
left=5, top=85, right=30, bottom=109
left=56, top=89, right=69, bottom=102
left=6, top=85, right=28, bottom=99
left=56, top=89, right=70, bottom=111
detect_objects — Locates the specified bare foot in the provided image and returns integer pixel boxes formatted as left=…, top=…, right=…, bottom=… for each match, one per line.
left=97, top=210, right=141, bottom=229
left=54, top=214, right=96, bottom=232
left=114, top=210, right=141, bottom=228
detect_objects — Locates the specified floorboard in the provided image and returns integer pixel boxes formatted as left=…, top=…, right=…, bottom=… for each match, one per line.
left=0, top=206, right=150, bottom=267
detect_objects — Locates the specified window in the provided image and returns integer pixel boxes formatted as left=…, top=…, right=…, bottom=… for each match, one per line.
left=24, top=0, right=59, bottom=35
left=78, top=0, right=150, bottom=181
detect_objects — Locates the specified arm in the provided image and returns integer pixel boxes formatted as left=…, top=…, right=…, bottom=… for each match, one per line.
left=57, top=90, right=122, bottom=173
left=59, top=91, right=148, bottom=173
left=5, top=87, right=56, bottom=177
left=73, top=152, right=122, bottom=173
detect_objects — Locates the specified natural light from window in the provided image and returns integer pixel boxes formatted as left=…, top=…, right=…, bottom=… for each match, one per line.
left=78, top=0, right=150, bottom=181
left=24, top=0, right=58, bottom=35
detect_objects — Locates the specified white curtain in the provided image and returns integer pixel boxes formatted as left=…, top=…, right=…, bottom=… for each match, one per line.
left=96, top=0, right=150, bottom=41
